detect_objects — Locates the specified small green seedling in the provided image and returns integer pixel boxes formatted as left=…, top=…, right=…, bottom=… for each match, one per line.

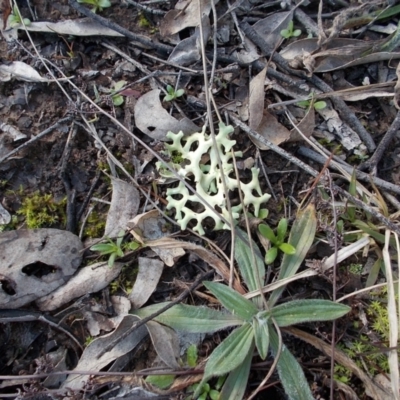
left=90, top=230, right=140, bottom=267
left=93, top=80, right=127, bottom=106
left=164, top=85, right=185, bottom=102
left=297, top=99, right=327, bottom=110
left=246, top=208, right=269, bottom=220
left=186, top=343, right=198, bottom=368
left=280, top=20, right=301, bottom=39
left=188, top=382, right=221, bottom=400
left=84, top=335, right=95, bottom=346
left=258, top=218, right=296, bottom=264
left=8, top=5, right=31, bottom=27
left=110, top=80, right=126, bottom=106
left=77, top=0, right=111, bottom=13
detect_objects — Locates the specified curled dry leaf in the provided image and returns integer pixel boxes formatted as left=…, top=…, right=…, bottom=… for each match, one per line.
left=394, top=62, right=400, bottom=110
left=146, top=320, right=180, bottom=369
left=0, top=229, right=83, bottom=309
left=0, top=61, right=71, bottom=82
left=0, top=203, right=11, bottom=225
left=168, top=15, right=211, bottom=66
left=104, top=177, right=140, bottom=238
left=84, top=310, right=116, bottom=336
left=168, top=35, right=201, bottom=66
left=249, top=110, right=291, bottom=149
left=129, top=210, right=186, bottom=266
left=36, top=262, right=123, bottom=311
left=7, top=18, right=124, bottom=38
left=129, top=257, right=164, bottom=309
left=146, top=236, right=245, bottom=294
left=134, top=89, right=199, bottom=140
left=0, top=121, right=27, bottom=140
left=249, top=107, right=315, bottom=149
left=160, top=0, right=219, bottom=37
left=61, top=315, right=148, bottom=392
left=249, top=66, right=267, bottom=131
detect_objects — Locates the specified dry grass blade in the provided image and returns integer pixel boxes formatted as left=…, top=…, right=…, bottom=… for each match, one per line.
left=382, top=230, right=400, bottom=399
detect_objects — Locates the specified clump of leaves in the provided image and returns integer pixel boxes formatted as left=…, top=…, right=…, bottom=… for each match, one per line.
left=164, top=85, right=185, bottom=102
left=77, top=0, right=111, bottom=13
left=17, top=192, right=66, bottom=229
left=90, top=230, right=141, bottom=267
left=8, top=5, right=31, bottom=27
left=134, top=204, right=351, bottom=399
left=280, top=20, right=301, bottom=39
left=259, top=218, right=296, bottom=264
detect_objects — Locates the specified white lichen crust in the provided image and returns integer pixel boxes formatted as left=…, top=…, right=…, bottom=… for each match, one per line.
left=163, top=123, right=270, bottom=234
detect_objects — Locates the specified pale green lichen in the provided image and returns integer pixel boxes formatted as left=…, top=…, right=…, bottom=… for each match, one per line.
left=158, top=123, right=270, bottom=235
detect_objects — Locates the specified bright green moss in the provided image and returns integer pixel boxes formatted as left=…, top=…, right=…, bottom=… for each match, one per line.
left=17, top=192, right=67, bottom=229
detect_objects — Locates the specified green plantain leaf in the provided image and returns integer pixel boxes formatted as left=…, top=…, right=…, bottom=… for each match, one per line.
left=175, top=89, right=185, bottom=97
left=90, top=243, right=115, bottom=254
left=234, top=228, right=265, bottom=307
left=279, top=243, right=296, bottom=254
left=265, top=246, right=278, bottom=264
left=132, top=303, right=243, bottom=333
left=270, top=326, right=314, bottom=400
left=269, top=203, right=317, bottom=307
left=108, top=252, right=117, bottom=268
left=253, top=315, right=270, bottom=359
left=112, top=95, right=124, bottom=106
left=219, top=343, right=254, bottom=400
left=259, top=223, right=276, bottom=242
left=204, top=281, right=258, bottom=321
left=194, top=323, right=254, bottom=398
left=271, top=300, right=351, bottom=327
left=277, top=218, right=288, bottom=243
